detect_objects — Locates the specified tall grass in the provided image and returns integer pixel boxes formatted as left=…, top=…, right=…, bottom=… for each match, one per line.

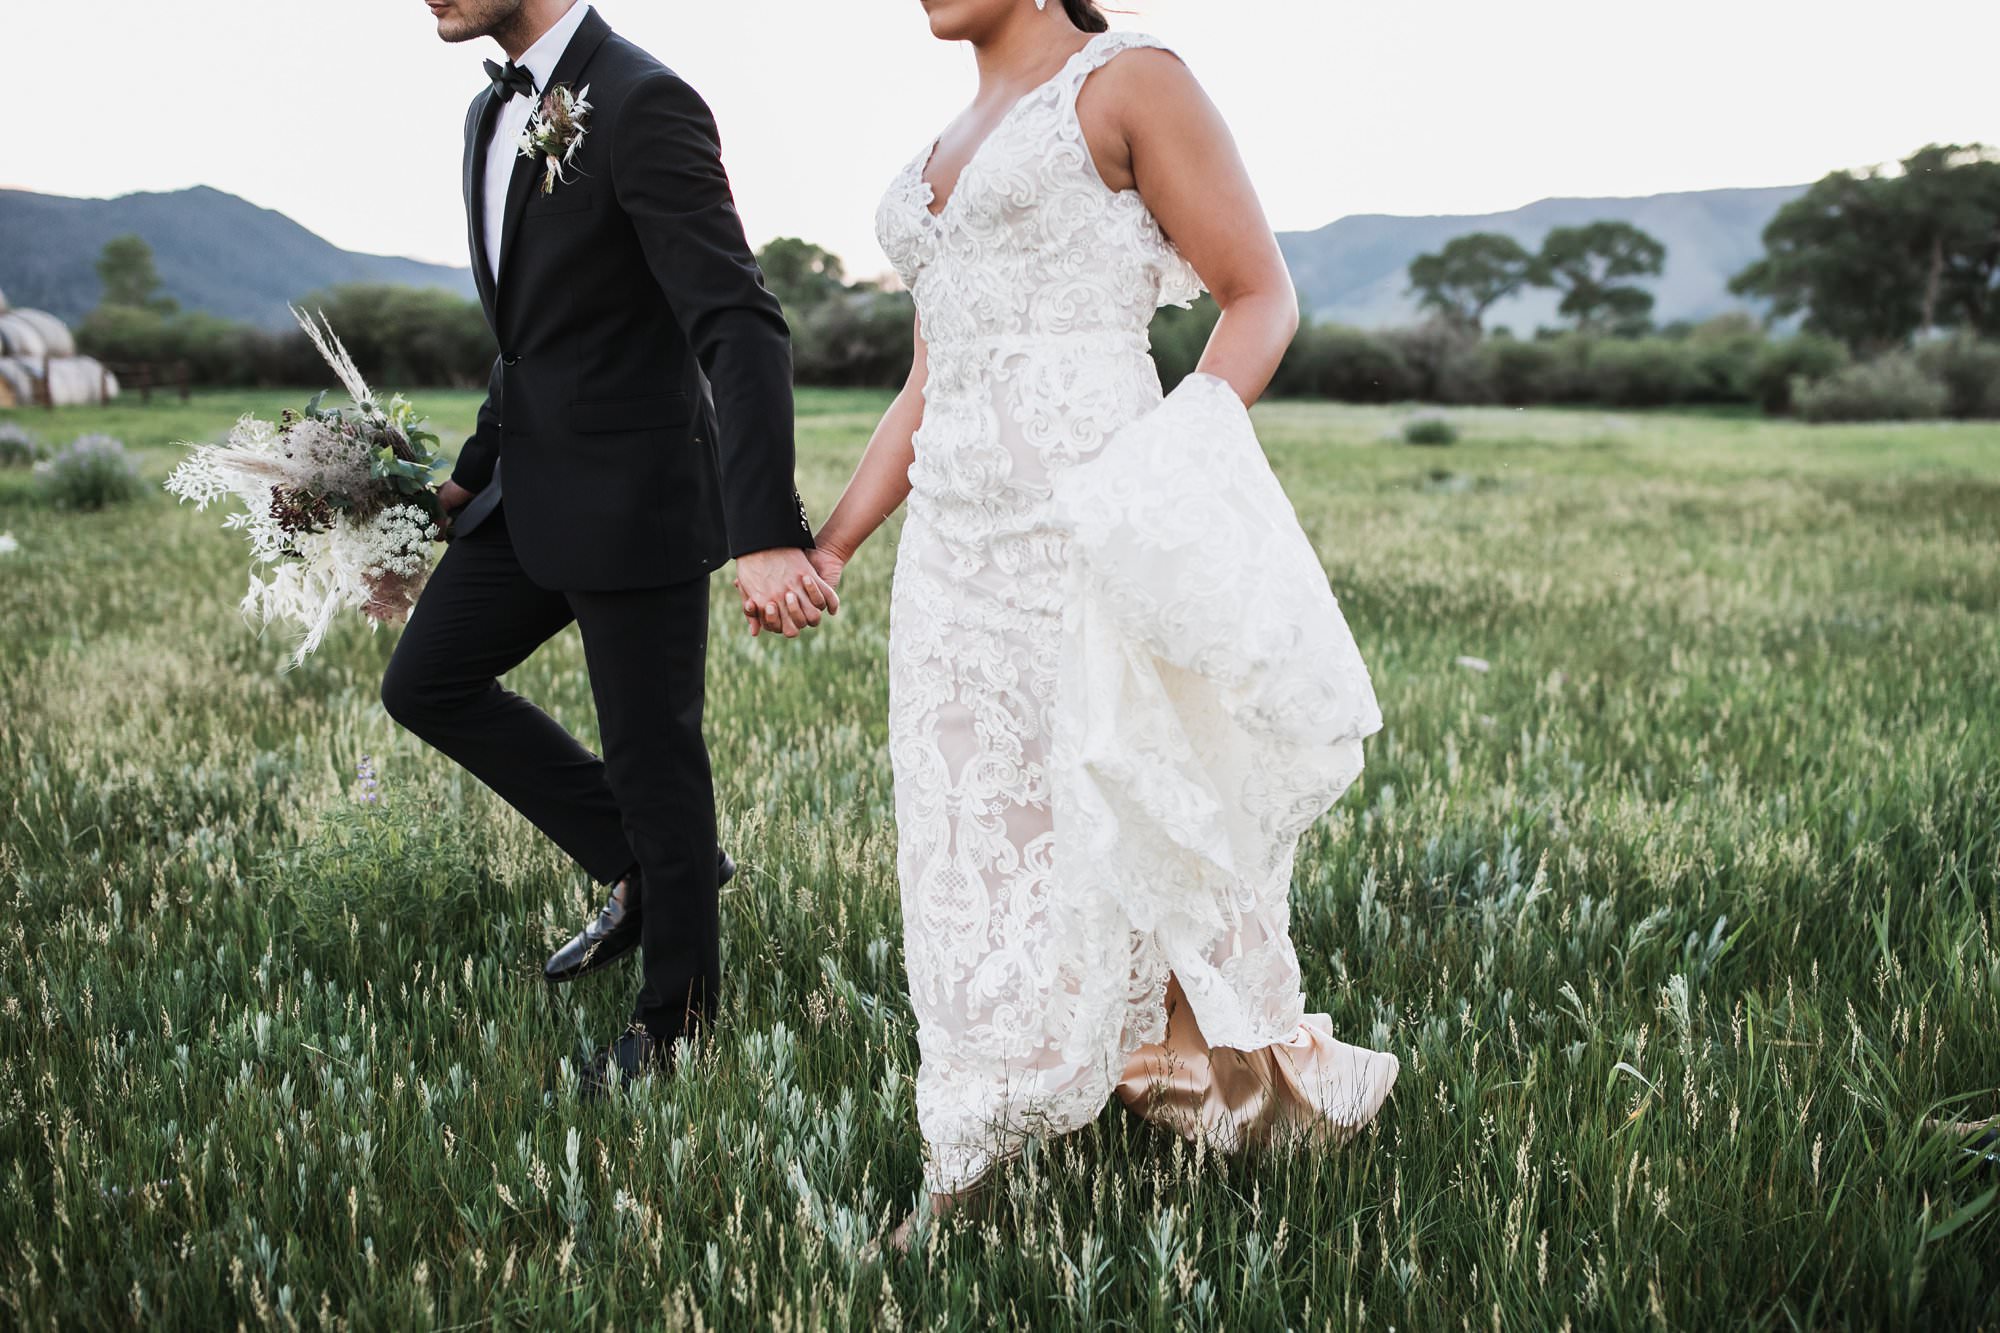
left=1, top=392, right=1996, bottom=1328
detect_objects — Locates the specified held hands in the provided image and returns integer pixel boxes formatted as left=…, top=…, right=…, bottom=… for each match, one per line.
left=734, top=547, right=841, bottom=639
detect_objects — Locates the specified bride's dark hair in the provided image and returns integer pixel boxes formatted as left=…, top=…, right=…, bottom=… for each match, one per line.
left=1062, top=0, right=1111, bottom=34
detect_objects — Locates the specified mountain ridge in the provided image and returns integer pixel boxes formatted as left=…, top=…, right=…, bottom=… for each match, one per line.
left=1277, top=183, right=1807, bottom=329
left=0, top=186, right=476, bottom=329
left=0, top=182, right=1805, bottom=332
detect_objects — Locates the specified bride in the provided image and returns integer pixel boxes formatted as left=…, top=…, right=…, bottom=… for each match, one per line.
left=742, top=0, right=1398, bottom=1243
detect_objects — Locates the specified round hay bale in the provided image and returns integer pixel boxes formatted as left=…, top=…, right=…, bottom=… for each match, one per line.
left=46, top=357, right=115, bottom=407
left=44, top=359, right=84, bottom=406
left=0, top=358, right=33, bottom=407
left=0, top=313, right=47, bottom=360
left=14, top=310, right=75, bottom=358
left=0, top=284, right=9, bottom=313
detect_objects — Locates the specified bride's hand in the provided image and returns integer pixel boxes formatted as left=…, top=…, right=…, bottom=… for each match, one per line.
left=806, top=546, right=846, bottom=592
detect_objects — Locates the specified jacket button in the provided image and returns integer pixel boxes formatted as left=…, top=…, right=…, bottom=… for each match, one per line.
left=503, top=354, right=521, bottom=366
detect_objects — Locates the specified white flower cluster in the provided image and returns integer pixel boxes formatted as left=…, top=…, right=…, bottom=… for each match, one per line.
left=171, top=415, right=334, bottom=567
left=359, top=504, right=439, bottom=581
left=164, top=415, right=283, bottom=510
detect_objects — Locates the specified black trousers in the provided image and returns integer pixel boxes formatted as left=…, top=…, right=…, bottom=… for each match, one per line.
left=381, top=509, right=718, bottom=1039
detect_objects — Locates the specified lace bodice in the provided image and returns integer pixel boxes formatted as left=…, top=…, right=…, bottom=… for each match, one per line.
left=876, top=31, right=1204, bottom=352
left=875, top=31, right=1204, bottom=578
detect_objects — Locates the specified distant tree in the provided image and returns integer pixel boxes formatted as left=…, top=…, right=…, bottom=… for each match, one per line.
left=1406, top=233, right=1535, bottom=332
left=1731, top=167, right=1923, bottom=351
left=756, top=238, right=849, bottom=310
left=1731, top=144, right=2000, bottom=350
left=1533, top=222, right=1666, bottom=333
left=788, top=290, right=917, bottom=387
left=1896, top=145, right=2000, bottom=336
left=95, top=234, right=177, bottom=314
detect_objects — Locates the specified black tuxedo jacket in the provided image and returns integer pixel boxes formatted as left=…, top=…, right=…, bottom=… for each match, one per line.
left=452, top=8, right=811, bottom=588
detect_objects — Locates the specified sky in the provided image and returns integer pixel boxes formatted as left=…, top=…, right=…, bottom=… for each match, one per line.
left=8, top=1, right=1999, bottom=280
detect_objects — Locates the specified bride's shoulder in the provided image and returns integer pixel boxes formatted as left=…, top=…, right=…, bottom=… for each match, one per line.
left=1077, top=33, right=1201, bottom=107
left=1085, top=32, right=1194, bottom=79
left=1092, top=29, right=1180, bottom=57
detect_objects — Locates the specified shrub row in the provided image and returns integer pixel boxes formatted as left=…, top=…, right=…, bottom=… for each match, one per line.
left=1156, top=305, right=2000, bottom=421
left=78, top=282, right=918, bottom=397
left=1154, top=306, right=1898, bottom=416
left=72, top=281, right=1996, bottom=424
left=78, top=287, right=497, bottom=390
left=1789, top=342, right=2000, bottom=423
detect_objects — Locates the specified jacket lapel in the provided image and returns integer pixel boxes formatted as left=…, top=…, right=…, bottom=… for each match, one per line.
left=463, top=91, right=502, bottom=321
left=492, top=8, right=613, bottom=309
left=490, top=129, right=541, bottom=313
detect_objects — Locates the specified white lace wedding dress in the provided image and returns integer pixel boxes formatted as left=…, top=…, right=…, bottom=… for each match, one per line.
left=875, top=30, right=1397, bottom=1195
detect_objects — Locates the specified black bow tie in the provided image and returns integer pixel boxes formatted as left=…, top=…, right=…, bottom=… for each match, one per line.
left=484, top=59, right=537, bottom=103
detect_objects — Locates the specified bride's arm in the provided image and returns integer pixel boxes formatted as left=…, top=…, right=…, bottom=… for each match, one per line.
left=739, top=319, right=927, bottom=630
left=1082, top=52, right=1299, bottom=406
left=817, top=319, right=928, bottom=573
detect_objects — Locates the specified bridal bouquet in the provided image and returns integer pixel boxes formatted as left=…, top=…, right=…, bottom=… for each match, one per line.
left=166, top=309, right=448, bottom=665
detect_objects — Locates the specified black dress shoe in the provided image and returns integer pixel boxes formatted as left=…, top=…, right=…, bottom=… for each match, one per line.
left=578, top=1029, right=674, bottom=1100
left=544, top=849, right=736, bottom=985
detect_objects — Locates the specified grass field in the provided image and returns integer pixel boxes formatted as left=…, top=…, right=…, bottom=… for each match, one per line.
left=2, top=388, right=1997, bottom=1330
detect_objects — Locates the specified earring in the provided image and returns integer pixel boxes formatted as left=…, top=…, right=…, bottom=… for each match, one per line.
left=1035, top=0, right=1048, bottom=9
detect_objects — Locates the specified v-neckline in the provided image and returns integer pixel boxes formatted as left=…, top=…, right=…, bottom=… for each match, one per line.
left=918, top=33, right=1107, bottom=221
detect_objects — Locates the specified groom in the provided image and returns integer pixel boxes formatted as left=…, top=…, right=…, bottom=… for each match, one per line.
left=387, top=0, right=837, bottom=1093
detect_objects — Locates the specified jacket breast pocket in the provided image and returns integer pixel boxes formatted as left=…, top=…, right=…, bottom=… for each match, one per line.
left=570, top=393, right=692, bottom=434
left=524, top=186, right=595, bottom=219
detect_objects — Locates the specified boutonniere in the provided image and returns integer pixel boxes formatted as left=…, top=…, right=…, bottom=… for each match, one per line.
left=518, top=83, right=592, bottom=195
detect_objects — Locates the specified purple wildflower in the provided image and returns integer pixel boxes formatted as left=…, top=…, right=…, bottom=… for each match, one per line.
left=355, top=755, right=381, bottom=806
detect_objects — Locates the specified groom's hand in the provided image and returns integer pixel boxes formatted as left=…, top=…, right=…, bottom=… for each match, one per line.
left=734, top=547, right=839, bottom=639
left=434, top=480, right=477, bottom=538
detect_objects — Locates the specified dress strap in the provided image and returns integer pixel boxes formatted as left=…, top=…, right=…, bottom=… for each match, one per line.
left=1061, top=30, right=1183, bottom=99
left=1054, top=32, right=1206, bottom=310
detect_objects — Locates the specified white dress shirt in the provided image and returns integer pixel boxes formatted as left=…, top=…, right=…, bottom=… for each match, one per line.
left=480, top=1, right=593, bottom=282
